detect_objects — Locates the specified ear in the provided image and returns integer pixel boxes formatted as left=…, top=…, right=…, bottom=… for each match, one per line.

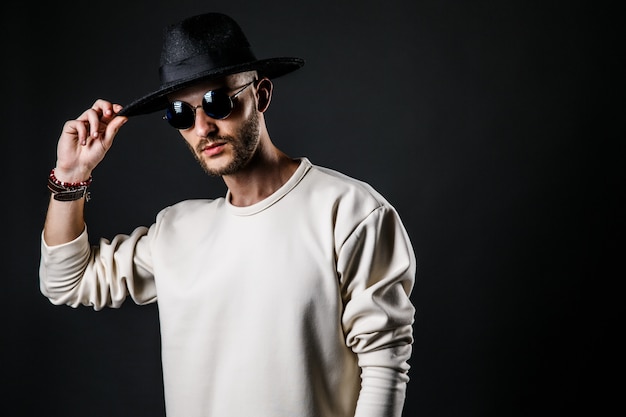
left=256, top=78, right=273, bottom=113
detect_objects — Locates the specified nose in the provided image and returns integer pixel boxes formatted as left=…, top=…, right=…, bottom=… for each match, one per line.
left=192, top=105, right=218, bottom=137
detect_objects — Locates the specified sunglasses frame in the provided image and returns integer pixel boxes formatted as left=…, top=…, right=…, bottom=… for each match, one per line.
left=164, top=79, right=257, bottom=129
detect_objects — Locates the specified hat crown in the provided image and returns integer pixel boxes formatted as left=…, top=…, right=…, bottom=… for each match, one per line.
left=160, top=13, right=254, bottom=66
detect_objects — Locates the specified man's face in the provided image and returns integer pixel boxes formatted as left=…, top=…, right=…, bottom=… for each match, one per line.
left=168, top=73, right=260, bottom=176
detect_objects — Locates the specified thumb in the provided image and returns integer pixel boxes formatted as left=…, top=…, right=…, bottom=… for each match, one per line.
left=102, top=116, right=129, bottom=148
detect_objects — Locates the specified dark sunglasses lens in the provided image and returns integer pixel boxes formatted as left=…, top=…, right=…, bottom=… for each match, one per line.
left=165, top=102, right=195, bottom=129
left=202, top=91, right=233, bottom=120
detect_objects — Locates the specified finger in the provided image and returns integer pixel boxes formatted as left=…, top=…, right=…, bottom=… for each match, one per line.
left=75, top=101, right=125, bottom=145
left=112, top=103, right=124, bottom=115
left=91, top=99, right=117, bottom=121
left=83, top=108, right=103, bottom=140
left=102, top=115, right=129, bottom=149
left=63, top=119, right=89, bottom=146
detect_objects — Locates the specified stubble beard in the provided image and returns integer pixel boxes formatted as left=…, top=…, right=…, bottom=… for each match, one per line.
left=189, top=110, right=260, bottom=177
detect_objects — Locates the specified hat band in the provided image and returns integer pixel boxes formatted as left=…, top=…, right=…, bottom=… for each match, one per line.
left=159, top=46, right=257, bottom=85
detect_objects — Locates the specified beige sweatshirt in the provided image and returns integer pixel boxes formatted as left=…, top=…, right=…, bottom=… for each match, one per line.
left=40, top=158, right=416, bottom=417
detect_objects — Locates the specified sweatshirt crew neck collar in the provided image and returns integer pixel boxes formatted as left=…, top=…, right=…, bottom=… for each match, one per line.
left=225, top=158, right=311, bottom=216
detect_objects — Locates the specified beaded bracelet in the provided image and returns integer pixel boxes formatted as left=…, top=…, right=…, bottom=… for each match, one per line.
left=47, top=169, right=92, bottom=202
left=48, top=169, right=93, bottom=188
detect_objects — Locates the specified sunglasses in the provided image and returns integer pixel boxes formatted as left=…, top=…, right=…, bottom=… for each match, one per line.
left=164, top=80, right=256, bottom=129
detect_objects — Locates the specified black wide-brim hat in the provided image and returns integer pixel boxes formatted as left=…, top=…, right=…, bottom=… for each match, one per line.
left=118, top=12, right=304, bottom=117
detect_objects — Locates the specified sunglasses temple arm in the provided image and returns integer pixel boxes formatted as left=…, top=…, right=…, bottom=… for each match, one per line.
left=231, top=80, right=257, bottom=98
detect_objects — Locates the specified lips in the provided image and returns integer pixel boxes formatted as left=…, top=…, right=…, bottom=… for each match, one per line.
left=201, top=142, right=226, bottom=157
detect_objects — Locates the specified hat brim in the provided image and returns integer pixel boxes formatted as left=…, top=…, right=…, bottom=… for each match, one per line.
left=118, top=57, right=304, bottom=117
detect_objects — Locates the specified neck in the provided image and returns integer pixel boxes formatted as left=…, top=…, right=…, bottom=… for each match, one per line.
left=223, top=141, right=299, bottom=207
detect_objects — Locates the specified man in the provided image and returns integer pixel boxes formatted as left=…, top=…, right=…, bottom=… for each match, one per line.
left=40, top=12, right=416, bottom=417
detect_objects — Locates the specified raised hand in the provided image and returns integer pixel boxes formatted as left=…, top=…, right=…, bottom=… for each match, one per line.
left=54, top=99, right=128, bottom=182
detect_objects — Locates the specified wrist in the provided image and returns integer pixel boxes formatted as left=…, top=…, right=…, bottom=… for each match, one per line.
left=52, top=167, right=92, bottom=184
left=48, top=168, right=92, bottom=202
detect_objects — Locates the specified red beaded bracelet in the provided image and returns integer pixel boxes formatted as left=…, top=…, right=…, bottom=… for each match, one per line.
left=49, top=169, right=93, bottom=189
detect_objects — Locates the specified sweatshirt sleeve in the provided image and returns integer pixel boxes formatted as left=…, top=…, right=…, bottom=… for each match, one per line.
left=337, top=205, right=416, bottom=417
left=39, top=225, right=157, bottom=310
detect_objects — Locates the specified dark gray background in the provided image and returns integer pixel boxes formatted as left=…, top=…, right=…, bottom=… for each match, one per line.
left=3, top=0, right=622, bottom=416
